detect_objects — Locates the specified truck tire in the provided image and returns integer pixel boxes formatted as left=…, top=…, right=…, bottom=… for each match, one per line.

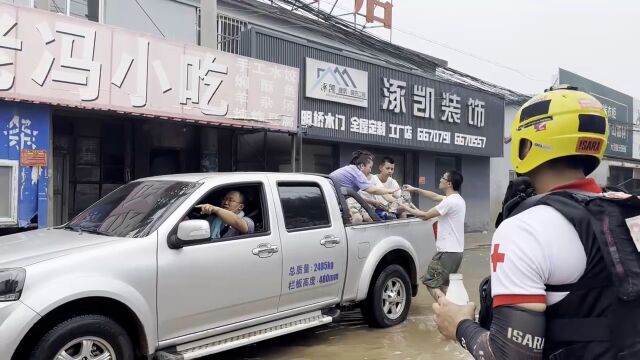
left=361, top=264, right=412, bottom=328
left=29, top=314, right=134, bottom=360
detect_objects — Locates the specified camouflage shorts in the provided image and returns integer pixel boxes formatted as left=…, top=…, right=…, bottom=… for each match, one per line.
left=422, top=252, right=463, bottom=289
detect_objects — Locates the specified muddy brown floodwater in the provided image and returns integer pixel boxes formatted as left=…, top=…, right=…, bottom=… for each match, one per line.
left=208, top=244, right=490, bottom=360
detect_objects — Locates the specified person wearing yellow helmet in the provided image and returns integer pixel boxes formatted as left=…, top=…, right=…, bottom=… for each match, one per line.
left=510, top=86, right=608, bottom=178
left=429, top=86, right=632, bottom=360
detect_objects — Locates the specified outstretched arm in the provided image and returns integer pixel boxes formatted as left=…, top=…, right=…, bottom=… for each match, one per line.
left=403, top=184, right=445, bottom=202
left=400, top=204, right=441, bottom=220
left=196, top=204, right=249, bottom=234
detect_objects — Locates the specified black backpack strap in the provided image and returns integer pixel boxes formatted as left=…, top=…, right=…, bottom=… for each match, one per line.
left=502, top=193, right=547, bottom=219
left=537, top=191, right=612, bottom=290
left=533, top=192, right=615, bottom=343
left=538, top=192, right=607, bottom=263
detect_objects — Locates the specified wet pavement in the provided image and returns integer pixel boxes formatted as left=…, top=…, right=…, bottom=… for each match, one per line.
left=208, top=233, right=492, bottom=360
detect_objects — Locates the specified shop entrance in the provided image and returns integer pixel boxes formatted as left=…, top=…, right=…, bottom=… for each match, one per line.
left=51, top=112, right=201, bottom=224
left=51, top=111, right=296, bottom=225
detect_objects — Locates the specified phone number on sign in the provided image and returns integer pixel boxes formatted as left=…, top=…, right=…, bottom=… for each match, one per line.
left=454, top=133, right=486, bottom=148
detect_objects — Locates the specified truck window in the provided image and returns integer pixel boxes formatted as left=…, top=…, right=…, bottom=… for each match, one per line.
left=186, top=183, right=269, bottom=239
left=278, top=183, right=330, bottom=231
left=66, top=180, right=200, bottom=238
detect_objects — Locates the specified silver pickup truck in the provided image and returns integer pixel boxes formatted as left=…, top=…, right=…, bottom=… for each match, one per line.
left=0, top=172, right=436, bottom=360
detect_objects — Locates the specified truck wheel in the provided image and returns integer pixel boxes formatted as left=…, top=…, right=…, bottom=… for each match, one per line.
left=29, top=314, right=134, bottom=360
left=361, top=264, right=412, bottom=328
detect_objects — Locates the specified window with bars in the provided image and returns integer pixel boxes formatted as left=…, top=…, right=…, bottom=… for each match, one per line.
left=217, top=14, right=248, bottom=54
left=34, top=0, right=101, bottom=23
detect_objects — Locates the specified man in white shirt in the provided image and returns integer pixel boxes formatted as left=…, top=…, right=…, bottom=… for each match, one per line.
left=358, top=157, right=402, bottom=219
left=402, top=170, right=466, bottom=299
left=374, top=157, right=402, bottom=200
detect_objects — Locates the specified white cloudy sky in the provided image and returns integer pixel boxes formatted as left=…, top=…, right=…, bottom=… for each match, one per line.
left=311, top=0, right=639, bottom=98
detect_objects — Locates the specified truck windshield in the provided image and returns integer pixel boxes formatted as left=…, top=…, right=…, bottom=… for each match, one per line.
left=65, top=180, right=200, bottom=238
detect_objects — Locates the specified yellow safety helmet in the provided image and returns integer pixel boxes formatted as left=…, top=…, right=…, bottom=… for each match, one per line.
left=510, top=86, right=609, bottom=175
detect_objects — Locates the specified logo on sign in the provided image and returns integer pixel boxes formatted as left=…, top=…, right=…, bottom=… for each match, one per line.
left=312, top=67, right=358, bottom=91
left=576, top=137, right=603, bottom=154
left=305, top=58, right=368, bottom=107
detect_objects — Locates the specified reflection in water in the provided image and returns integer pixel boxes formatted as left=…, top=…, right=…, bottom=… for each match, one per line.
left=210, top=247, right=489, bottom=360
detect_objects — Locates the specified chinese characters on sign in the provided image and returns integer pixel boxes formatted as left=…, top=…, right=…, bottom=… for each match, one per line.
left=180, top=54, right=228, bottom=116
left=302, top=70, right=501, bottom=155
left=0, top=12, right=22, bottom=91
left=603, top=104, right=628, bottom=154
left=3, top=115, right=38, bottom=151
left=300, top=111, right=347, bottom=131
left=301, top=73, right=496, bottom=151
left=603, top=104, right=617, bottom=120
left=382, top=77, right=406, bottom=114
left=287, top=261, right=339, bottom=291
left=441, top=92, right=461, bottom=123
left=558, top=68, right=633, bottom=159
left=413, top=85, right=435, bottom=119
left=381, top=78, right=486, bottom=129
left=301, top=109, right=487, bottom=149
left=20, top=149, right=47, bottom=167
left=0, top=103, right=51, bottom=228
left=32, top=23, right=103, bottom=102
left=351, top=117, right=386, bottom=136
left=354, top=0, right=393, bottom=29
left=0, top=4, right=299, bottom=131
left=467, top=99, right=485, bottom=128
left=597, top=101, right=629, bottom=155
left=112, top=38, right=156, bottom=107
left=299, top=52, right=502, bottom=156
left=610, top=124, right=627, bottom=139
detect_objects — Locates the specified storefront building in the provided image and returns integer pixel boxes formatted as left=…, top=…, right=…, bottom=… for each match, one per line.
left=558, top=69, right=637, bottom=189
left=0, top=4, right=299, bottom=230
left=489, top=70, right=640, bottom=225
left=243, top=28, right=505, bottom=231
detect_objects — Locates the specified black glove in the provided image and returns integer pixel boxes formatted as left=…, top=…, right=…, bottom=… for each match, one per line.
left=495, top=177, right=536, bottom=228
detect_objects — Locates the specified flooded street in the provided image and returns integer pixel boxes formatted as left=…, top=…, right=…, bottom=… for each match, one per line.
left=212, top=240, right=491, bottom=360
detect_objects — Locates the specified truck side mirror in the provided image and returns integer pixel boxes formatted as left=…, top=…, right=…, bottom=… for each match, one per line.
left=168, top=220, right=211, bottom=249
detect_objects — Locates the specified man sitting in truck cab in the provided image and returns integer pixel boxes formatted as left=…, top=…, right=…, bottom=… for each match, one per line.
left=196, top=190, right=255, bottom=239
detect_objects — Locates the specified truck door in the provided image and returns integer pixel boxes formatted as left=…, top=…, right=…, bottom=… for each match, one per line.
left=157, top=178, right=283, bottom=340
left=268, top=174, right=347, bottom=312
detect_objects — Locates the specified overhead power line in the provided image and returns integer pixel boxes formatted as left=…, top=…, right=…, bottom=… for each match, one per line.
left=235, top=0, right=531, bottom=103
left=133, top=0, right=166, bottom=38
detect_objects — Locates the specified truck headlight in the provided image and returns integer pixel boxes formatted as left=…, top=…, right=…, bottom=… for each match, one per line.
left=0, top=268, right=26, bottom=302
